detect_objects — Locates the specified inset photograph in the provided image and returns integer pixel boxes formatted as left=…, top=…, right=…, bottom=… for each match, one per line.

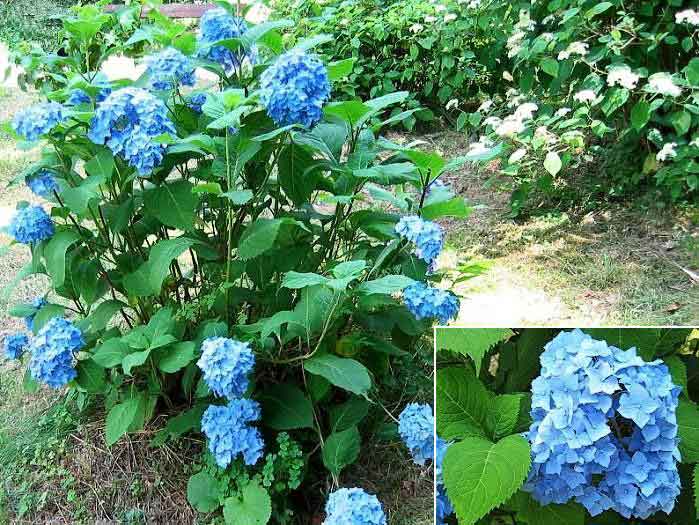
left=436, top=327, right=698, bottom=525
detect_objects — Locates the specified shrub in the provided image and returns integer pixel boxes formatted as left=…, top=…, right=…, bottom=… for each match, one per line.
left=2, top=2, right=476, bottom=521
left=457, top=1, right=699, bottom=213
left=270, top=0, right=518, bottom=127
left=436, top=328, right=699, bottom=525
left=0, top=0, right=73, bottom=52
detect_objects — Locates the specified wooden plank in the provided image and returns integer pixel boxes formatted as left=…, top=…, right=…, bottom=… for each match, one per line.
left=104, top=4, right=222, bottom=18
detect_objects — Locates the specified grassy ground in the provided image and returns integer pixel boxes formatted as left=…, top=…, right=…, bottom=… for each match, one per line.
left=0, top=89, right=431, bottom=524
left=423, top=130, right=699, bottom=327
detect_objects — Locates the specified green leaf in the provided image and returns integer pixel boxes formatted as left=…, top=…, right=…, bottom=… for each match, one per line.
left=443, top=435, right=531, bottom=525
left=105, top=397, right=141, bottom=446
left=514, top=492, right=585, bottom=525
left=543, top=152, right=562, bottom=176
left=238, top=218, right=294, bottom=260
left=485, top=394, right=523, bottom=440
left=327, top=58, right=355, bottom=81
left=585, top=2, right=613, bottom=18
left=84, top=149, right=114, bottom=179
left=329, top=397, right=369, bottom=432
left=304, top=354, right=372, bottom=395
left=80, top=299, right=126, bottom=334
left=436, top=328, right=514, bottom=375
left=540, top=57, right=559, bottom=78
left=322, top=426, right=361, bottom=476
left=75, top=359, right=106, bottom=393
left=601, top=87, right=629, bottom=116
left=45, top=230, right=81, bottom=288
left=664, top=355, right=688, bottom=397
left=670, top=111, right=691, bottom=136
left=324, top=101, right=372, bottom=126
left=282, top=271, right=328, bottom=289
left=582, top=328, right=690, bottom=361
left=187, top=471, right=220, bottom=513
left=421, top=197, right=472, bottom=220
left=144, top=180, right=200, bottom=231
left=32, top=304, right=65, bottom=334
left=356, top=275, right=415, bottom=295
left=631, top=101, right=651, bottom=131
left=158, top=342, right=196, bottom=374
left=122, top=350, right=151, bottom=376
left=685, top=58, right=699, bottom=86
left=678, top=400, right=699, bottom=463
left=436, top=367, right=490, bottom=440
left=123, top=237, right=194, bottom=297
left=259, top=383, right=314, bottom=430
left=23, top=368, right=39, bottom=393
left=92, top=338, right=130, bottom=368
left=221, top=189, right=253, bottom=205
left=223, top=482, right=271, bottom=525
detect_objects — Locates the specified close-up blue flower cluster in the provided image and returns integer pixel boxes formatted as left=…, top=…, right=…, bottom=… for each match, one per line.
left=403, top=282, right=459, bottom=324
left=4, top=333, right=29, bottom=360
left=67, top=89, right=91, bottom=106
left=525, top=329, right=681, bottom=519
left=144, top=47, right=196, bottom=91
left=260, top=49, right=331, bottom=128
left=8, top=205, right=54, bottom=244
left=323, top=487, right=387, bottom=525
left=26, top=170, right=59, bottom=198
left=436, top=437, right=453, bottom=525
left=200, top=400, right=264, bottom=468
left=12, top=102, right=66, bottom=142
left=88, top=87, right=176, bottom=175
left=188, top=92, right=207, bottom=114
left=25, top=297, right=48, bottom=331
left=197, top=337, right=255, bottom=399
left=398, top=403, right=434, bottom=465
left=28, top=317, right=84, bottom=388
left=395, top=215, right=443, bottom=265
left=197, top=8, right=255, bottom=74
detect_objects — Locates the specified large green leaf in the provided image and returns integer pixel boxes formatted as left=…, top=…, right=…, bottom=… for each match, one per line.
left=79, top=299, right=126, bottom=334
left=436, top=328, right=514, bottom=375
left=158, top=342, right=196, bottom=373
left=513, top=492, right=585, bottom=525
left=238, top=218, right=298, bottom=260
left=45, top=230, right=81, bottom=288
left=329, top=397, right=369, bottom=432
left=443, top=435, right=531, bottom=525
left=123, top=237, right=194, bottom=297
left=187, top=471, right=220, bottom=513
left=259, top=383, right=314, bottom=430
left=356, top=275, right=415, bottom=295
left=304, top=354, right=372, bottom=395
left=678, top=400, right=699, bottom=463
left=485, top=394, right=523, bottom=440
left=582, top=328, right=691, bottom=361
left=144, top=180, right=200, bottom=231
left=436, top=367, right=490, bottom=439
left=322, top=426, right=361, bottom=476
left=75, top=359, right=106, bottom=393
left=421, top=197, right=472, bottom=220
left=631, top=101, right=651, bottom=131
left=105, top=397, right=141, bottom=446
left=91, top=338, right=130, bottom=368
left=223, top=483, right=271, bottom=525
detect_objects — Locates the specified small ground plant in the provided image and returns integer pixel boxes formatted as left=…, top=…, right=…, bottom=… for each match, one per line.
left=0, top=1, right=476, bottom=522
left=436, top=328, right=699, bottom=525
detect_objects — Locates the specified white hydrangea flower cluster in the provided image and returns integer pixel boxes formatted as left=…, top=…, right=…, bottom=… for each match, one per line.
left=573, top=90, right=597, bottom=103
left=607, top=65, right=640, bottom=89
left=656, top=143, right=677, bottom=162
left=647, top=73, right=682, bottom=97
left=676, top=9, right=699, bottom=25
left=558, top=41, right=589, bottom=60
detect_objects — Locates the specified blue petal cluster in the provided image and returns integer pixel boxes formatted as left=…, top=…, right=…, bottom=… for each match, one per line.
left=200, top=400, right=264, bottom=468
left=436, top=438, right=454, bottom=525
left=395, top=216, right=443, bottom=265
left=88, top=87, right=176, bottom=175
left=260, top=49, right=331, bottom=128
left=323, top=487, right=387, bottom=525
left=398, top=403, right=434, bottom=465
left=197, top=8, right=256, bottom=74
left=197, top=337, right=255, bottom=399
left=12, top=102, right=66, bottom=142
left=144, top=47, right=196, bottom=91
left=25, top=296, right=48, bottom=331
left=403, top=282, right=459, bottom=324
left=67, top=89, right=91, bottom=106
left=8, top=205, right=54, bottom=244
left=525, top=329, right=681, bottom=519
left=28, top=317, right=84, bottom=388
left=4, top=333, right=29, bottom=359
left=188, top=92, right=207, bottom=114
left=26, top=170, right=59, bottom=198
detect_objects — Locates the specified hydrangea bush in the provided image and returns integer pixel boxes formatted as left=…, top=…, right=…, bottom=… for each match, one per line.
left=436, top=328, right=699, bottom=525
left=455, top=1, right=699, bottom=213
left=2, top=3, right=472, bottom=522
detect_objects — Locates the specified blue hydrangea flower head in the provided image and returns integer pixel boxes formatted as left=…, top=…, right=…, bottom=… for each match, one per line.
left=403, top=282, right=459, bottom=324
left=323, top=487, right=387, bottom=525
left=395, top=215, right=443, bottom=265
left=12, top=102, right=66, bottom=142
left=436, top=437, right=454, bottom=524
left=188, top=92, right=208, bottom=114
left=201, top=399, right=264, bottom=468
left=197, top=337, right=255, bottom=400
left=8, top=205, right=54, bottom=244
left=28, top=317, right=84, bottom=388
left=25, top=296, right=48, bottom=331
left=144, top=47, right=196, bottom=91
left=197, top=8, right=256, bottom=74
left=89, top=87, right=176, bottom=175
left=26, top=170, right=59, bottom=198
left=260, top=49, right=331, bottom=128
left=398, top=403, right=434, bottom=465
left=525, top=329, right=681, bottom=519
left=67, top=89, right=91, bottom=106
left=4, top=333, right=29, bottom=359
